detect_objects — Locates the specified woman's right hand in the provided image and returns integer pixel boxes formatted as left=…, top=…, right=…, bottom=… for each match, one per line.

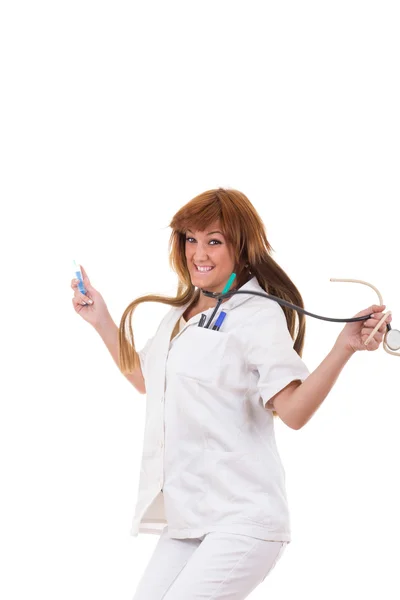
left=71, top=264, right=111, bottom=329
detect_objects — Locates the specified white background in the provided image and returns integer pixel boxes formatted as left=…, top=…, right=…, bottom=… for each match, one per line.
left=1, top=1, right=399, bottom=599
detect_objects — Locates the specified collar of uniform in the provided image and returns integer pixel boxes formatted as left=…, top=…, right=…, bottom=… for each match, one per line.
left=174, top=275, right=264, bottom=321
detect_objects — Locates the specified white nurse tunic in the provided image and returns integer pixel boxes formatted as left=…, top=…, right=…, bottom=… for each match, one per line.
left=130, top=275, right=310, bottom=542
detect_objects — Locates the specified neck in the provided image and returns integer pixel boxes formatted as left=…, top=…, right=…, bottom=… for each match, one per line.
left=196, top=286, right=236, bottom=311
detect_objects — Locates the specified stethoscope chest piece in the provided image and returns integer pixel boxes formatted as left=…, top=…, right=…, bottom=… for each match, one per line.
left=385, top=328, right=400, bottom=351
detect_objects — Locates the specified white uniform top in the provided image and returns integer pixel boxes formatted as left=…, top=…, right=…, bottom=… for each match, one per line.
left=130, top=275, right=311, bottom=542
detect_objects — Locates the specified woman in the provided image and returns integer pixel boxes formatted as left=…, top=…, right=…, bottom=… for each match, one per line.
left=71, top=187, right=390, bottom=599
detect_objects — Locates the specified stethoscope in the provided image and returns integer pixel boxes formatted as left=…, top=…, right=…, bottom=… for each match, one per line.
left=201, top=274, right=400, bottom=356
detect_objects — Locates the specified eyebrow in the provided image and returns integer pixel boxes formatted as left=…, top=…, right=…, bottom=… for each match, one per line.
left=187, top=229, right=224, bottom=236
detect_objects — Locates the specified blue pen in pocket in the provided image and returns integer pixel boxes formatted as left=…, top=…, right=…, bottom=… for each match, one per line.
left=73, top=260, right=87, bottom=295
left=212, top=311, right=226, bottom=331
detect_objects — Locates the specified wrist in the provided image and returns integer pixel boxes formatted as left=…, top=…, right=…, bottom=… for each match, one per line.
left=333, top=339, right=356, bottom=361
left=94, top=313, right=115, bottom=335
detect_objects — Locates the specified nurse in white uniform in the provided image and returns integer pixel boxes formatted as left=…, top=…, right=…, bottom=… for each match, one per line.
left=103, top=188, right=388, bottom=600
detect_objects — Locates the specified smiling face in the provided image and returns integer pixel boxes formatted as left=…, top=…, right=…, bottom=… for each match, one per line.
left=184, top=221, right=237, bottom=294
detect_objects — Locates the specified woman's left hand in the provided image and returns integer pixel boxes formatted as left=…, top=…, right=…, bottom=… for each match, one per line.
left=335, top=304, right=392, bottom=354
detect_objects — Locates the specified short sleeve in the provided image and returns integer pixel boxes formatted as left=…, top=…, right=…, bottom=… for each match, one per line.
left=138, top=336, right=154, bottom=376
left=246, top=302, right=311, bottom=410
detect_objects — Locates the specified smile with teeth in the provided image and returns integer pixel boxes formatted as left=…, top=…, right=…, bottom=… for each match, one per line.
left=195, top=264, right=215, bottom=272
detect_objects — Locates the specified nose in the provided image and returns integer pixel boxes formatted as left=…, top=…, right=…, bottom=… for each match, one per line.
left=193, top=245, right=210, bottom=261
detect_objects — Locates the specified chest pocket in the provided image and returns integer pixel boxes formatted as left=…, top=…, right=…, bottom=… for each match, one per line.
left=171, top=325, right=229, bottom=384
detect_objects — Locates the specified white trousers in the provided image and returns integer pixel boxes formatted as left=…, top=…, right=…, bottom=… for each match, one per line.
left=132, top=527, right=288, bottom=600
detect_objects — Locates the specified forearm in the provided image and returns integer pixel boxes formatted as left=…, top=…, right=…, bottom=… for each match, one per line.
left=288, top=343, right=355, bottom=429
left=94, top=317, right=145, bottom=393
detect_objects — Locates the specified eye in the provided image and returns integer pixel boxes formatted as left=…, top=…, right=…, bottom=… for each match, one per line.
left=185, top=237, right=221, bottom=245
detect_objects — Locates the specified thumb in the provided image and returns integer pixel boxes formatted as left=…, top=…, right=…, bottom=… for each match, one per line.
left=357, top=304, right=386, bottom=318
left=370, top=304, right=386, bottom=313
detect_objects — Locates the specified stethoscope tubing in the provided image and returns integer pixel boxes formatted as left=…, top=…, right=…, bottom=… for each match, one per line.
left=203, top=289, right=381, bottom=325
left=201, top=277, right=399, bottom=354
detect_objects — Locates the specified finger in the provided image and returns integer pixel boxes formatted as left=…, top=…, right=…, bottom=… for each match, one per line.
left=370, top=336, right=384, bottom=349
left=79, top=292, right=93, bottom=305
left=363, top=333, right=382, bottom=348
left=362, top=330, right=386, bottom=347
left=372, top=304, right=386, bottom=311
left=363, top=316, right=392, bottom=332
left=364, top=309, right=391, bottom=321
left=357, top=304, right=386, bottom=319
left=72, top=297, right=84, bottom=310
left=80, top=265, right=90, bottom=283
left=370, top=310, right=392, bottom=321
left=363, top=311, right=392, bottom=326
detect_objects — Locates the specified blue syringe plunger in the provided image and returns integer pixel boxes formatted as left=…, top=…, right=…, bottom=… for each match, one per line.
left=72, top=260, right=86, bottom=294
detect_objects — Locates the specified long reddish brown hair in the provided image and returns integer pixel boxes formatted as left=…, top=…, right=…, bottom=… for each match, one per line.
left=118, top=187, right=307, bottom=417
